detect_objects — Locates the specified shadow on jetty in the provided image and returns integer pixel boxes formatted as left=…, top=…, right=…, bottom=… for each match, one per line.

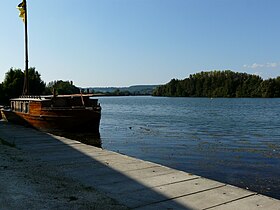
left=48, top=131, right=102, bottom=148
left=0, top=121, right=194, bottom=209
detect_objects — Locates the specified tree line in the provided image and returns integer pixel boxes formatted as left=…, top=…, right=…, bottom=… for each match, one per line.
left=0, top=67, right=155, bottom=106
left=152, top=70, right=280, bottom=98
left=0, top=68, right=80, bottom=105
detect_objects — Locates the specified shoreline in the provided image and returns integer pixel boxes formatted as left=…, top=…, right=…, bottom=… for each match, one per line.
left=1, top=121, right=280, bottom=209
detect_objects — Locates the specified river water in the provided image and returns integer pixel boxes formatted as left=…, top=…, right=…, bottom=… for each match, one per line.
left=97, top=96, right=280, bottom=199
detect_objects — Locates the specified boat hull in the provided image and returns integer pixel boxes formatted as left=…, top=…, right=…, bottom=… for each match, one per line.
left=1, top=108, right=101, bottom=133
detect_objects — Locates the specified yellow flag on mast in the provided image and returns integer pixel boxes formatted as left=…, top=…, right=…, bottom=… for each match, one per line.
left=17, top=0, right=26, bottom=23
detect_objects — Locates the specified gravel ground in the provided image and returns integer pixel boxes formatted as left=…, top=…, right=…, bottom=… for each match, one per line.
left=0, top=141, right=129, bottom=210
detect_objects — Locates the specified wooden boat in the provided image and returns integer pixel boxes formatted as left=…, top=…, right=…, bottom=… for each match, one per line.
left=1, top=94, right=101, bottom=133
left=1, top=1, right=101, bottom=133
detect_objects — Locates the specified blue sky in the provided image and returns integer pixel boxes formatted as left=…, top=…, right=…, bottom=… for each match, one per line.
left=0, top=0, right=279, bottom=87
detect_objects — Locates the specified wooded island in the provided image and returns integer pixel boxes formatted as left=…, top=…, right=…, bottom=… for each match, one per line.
left=153, top=70, right=280, bottom=98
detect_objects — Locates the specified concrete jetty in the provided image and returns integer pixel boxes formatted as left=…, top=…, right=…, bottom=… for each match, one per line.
left=0, top=121, right=280, bottom=209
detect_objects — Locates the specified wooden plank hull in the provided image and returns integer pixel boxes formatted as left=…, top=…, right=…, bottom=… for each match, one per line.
left=1, top=108, right=101, bottom=133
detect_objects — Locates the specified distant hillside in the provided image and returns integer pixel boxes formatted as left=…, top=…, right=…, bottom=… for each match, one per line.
left=86, top=85, right=158, bottom=95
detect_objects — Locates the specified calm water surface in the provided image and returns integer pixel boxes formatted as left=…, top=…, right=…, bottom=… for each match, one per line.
left=98, top=96, right=280, bottom=199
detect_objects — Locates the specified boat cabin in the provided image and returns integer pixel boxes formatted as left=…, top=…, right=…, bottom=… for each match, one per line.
left=10, top=94, right=100, bottom=114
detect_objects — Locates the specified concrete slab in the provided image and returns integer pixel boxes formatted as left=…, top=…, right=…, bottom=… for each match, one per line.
left=64, top=165, right=175, bottom=190
left=22, top=144, right=87, bottom=154
left=135, top=185, right=256, bottom=210
left=210, top=194, right=280, bottom=210
left=59, top=159, right=157, bottom=173
left=26, top=144, right=103, bottom=155
left=110, top=178, right=225, bottom=208
left=35, top=152, right=106, bottom=162
left=63, top=143, right=103, bottom=152
left=14, top=141, right=76, bottom=150
left=36, top=156, right=104, bottom=166
left=98, top=171, right=199, bottom=195
left=105, top=160, right=159, bottom=172
left=13, top=138, right=64, bottom=145
left=66, top=165, right=171, bottom=181
left=25, top=146, right=111, bottom=162
left=121, top=165, right=174, bottom=179
left=87, top=154, right=140, bottom=165
left=48, top=135, right=83, bottom=144
left=1, top=135, right=81, bottom=148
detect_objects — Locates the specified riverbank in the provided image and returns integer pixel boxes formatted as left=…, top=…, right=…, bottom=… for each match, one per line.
left=0, top=138, right=129, bottom=210
left=1, top=121, right=280, bottom=209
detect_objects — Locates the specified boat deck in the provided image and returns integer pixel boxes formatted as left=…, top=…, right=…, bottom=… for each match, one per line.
left=0, top=121, right=279, bottom=209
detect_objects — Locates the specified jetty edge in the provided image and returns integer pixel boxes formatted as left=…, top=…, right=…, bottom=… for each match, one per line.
left=0, top=121, right=279, bottom=209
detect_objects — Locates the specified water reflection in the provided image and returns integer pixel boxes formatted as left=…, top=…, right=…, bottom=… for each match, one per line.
left=49, top=131, right=102, bottom=148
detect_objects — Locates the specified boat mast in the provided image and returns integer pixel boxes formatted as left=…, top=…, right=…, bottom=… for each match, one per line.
left=22, top=0, right=29, bottom=96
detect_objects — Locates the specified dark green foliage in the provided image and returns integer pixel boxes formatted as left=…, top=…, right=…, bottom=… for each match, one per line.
left=153, top=70, right=280, bottom=98
left=28, top=68, right=46, bottom=95
left=0, top=67, right=45, bottom=104
left=45, top=80, right=80, bottom=95
left=0, top=68, right=82, bottom=105
left=2, top=68, right=24, bottom=101
left=0, top=83, right=4, bottom=104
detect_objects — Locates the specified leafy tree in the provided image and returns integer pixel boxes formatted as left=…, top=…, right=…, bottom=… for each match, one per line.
left=28, top=67, right=46, bottom=95
left=0, top=67, right=46, bottom=104
left=2, top=68, right=24, bottom=101
left=275, top=77, right=280, bottom=97
left=45, top=80, right=80, bottom=95
left=0, top=83, right=4, bottom=104
left=260, top=79, right=275, bottom=98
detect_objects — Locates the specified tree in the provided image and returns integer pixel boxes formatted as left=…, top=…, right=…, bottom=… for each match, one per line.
left=0, top=67, right=46, bottom=104
left=28, top=68, right=46, bottom=95
left=2, top=68, right=24, bottom=100
left=260, top=79, right=275, bottom=98
left=275, top=77, right=280, bottom=97
left=0, top=83, right=4, bottom=104
left=46, top=80, right=80, bottom=95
